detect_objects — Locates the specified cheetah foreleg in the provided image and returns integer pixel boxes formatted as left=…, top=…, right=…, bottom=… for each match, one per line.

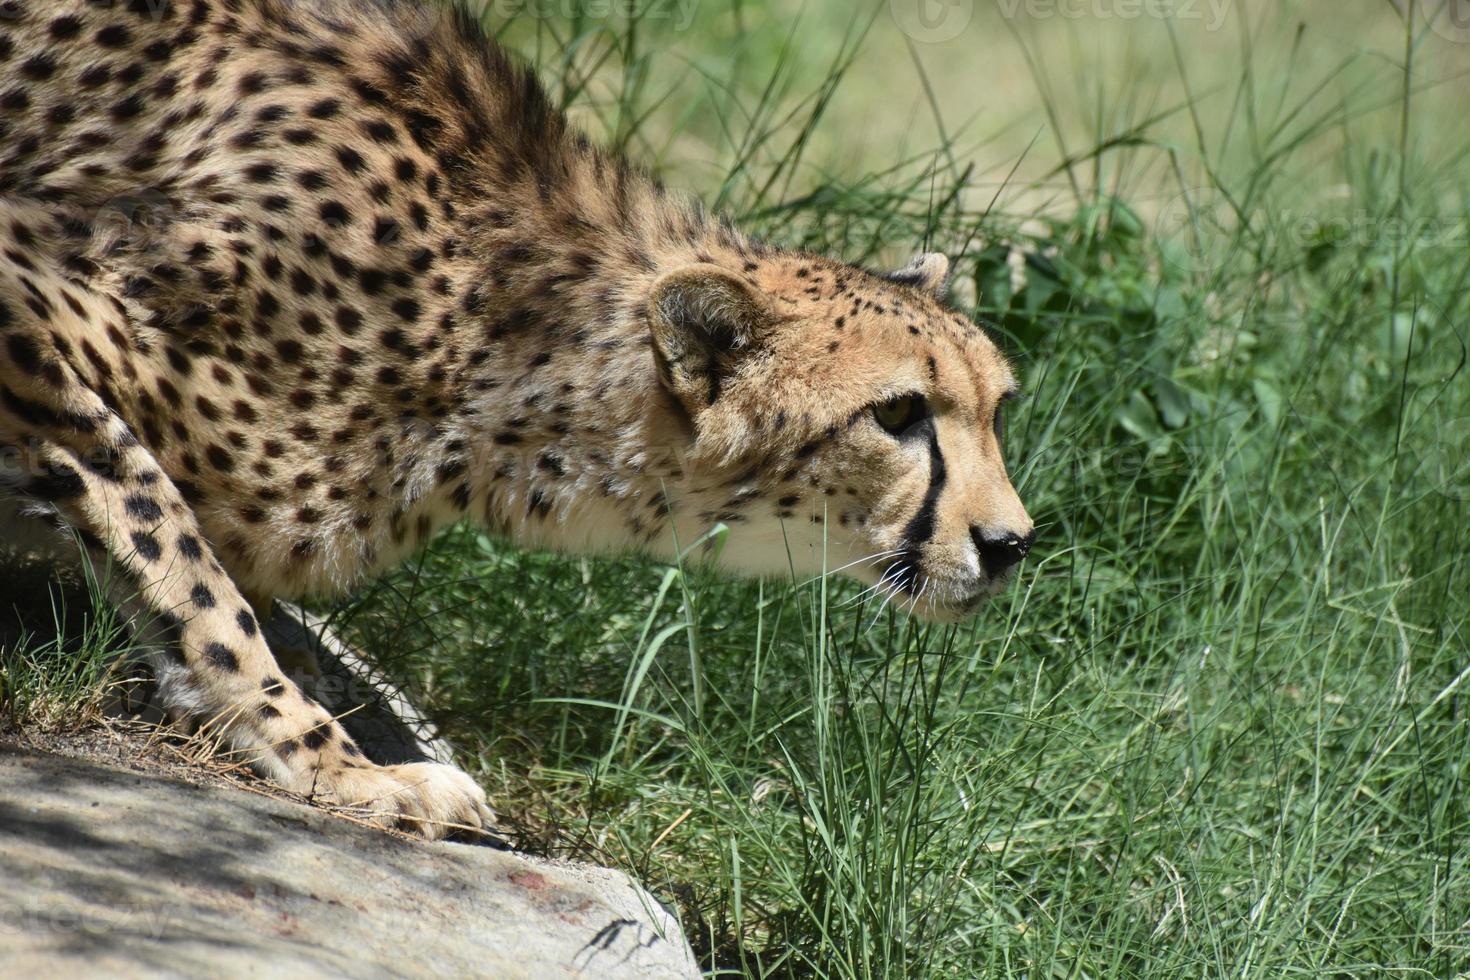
left=0, top=276, right=489, bottom=839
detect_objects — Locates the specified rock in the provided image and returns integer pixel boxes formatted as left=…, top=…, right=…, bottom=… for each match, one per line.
left=0, top=744, right=699, bottom=979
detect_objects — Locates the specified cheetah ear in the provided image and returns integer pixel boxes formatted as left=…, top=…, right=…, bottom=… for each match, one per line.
left=647, top=264, right=774, bottom=415
left=886, top=253, right=951, bottom=297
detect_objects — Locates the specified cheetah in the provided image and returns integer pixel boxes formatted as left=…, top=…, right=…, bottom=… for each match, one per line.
left=0, top=0, right=1034, bottom=839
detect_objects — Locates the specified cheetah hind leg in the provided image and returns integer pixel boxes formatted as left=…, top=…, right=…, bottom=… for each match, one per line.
left=0, top=334, right=488, bottom=842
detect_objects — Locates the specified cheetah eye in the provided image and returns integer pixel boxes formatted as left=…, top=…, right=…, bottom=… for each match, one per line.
left=872, top=394, right=928, bottom=437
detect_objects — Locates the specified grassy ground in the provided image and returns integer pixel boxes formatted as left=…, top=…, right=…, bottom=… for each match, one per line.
left=4, top=1, right=1468, bottom=976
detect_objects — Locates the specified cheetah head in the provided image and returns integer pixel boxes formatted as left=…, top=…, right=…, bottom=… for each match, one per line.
left=647, top=252, right=1034, bottom=622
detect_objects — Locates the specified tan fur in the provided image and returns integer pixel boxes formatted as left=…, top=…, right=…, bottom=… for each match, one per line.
left=0, top=0, right=1031, bottom=836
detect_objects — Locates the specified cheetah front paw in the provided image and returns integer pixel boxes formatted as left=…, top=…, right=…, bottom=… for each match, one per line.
left=307, top=760, right=493, bottom=840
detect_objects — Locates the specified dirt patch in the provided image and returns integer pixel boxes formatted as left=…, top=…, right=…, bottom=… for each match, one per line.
left=2, top=718, right=292, bottom=806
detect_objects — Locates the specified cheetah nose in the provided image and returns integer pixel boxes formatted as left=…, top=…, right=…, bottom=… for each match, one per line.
left=971, top=527, right=1034, bottom=577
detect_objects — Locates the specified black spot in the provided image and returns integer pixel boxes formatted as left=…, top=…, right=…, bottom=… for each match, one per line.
left=357, top=267, right=387, bottom=295
left=79, top=65, right=112, bottom=88
left=334, top=146, right=366, bottom=174
left=96, top=25, right=133, bottom=48
left=27, top=463, right=86, bottom=501
left=335, top=306, right=362, bottom=333
left=111, top=94, right=147, bottom=121
left=238, top=71, right=269, bottom=95
left=205, top=444, right=235, bottom=473
left=361, top=119, right=397, bottom=143
left=49, top=16, right=83, bottom=40
left=178, top=534, right=204, bottom=561
left=319, top=200, right=349, bottom=226
left=373, top=217, right=400, bottom=243
left=302, top=726, right=330, bottom=750
left=237, top=609, right=258, bottom=637
left=308, top=98, right=342, bottom=119
left=203, top=642, right=240, bottom=672
left=130, top=531, right=162, bottom=562
left=21, top=54, right=58, bottom=81
left=261, top=676, right=285, bottom=696
left=0, top=88, right=31, bottom=113
left=230, top=129, right=265, bottom=150
left=190, top=583, right=216, bottom=609
left=5, top=334, right=43, bottom=375
left=124, top=494, right=164, bottom=523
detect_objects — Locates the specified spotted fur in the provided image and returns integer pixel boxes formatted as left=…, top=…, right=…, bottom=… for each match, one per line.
left=0, top=0, right=1032, bottom=836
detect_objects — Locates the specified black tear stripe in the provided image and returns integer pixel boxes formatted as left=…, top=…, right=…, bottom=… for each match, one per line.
left=889, top=423, right=947, bottom=594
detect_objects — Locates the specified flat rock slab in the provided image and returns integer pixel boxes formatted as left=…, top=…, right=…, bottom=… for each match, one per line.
left=0, top=744, right=698, bottom=979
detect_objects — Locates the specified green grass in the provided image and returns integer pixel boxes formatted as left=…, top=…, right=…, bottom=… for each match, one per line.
left=0, top=551, right=135, bottom=730
left=6, top=1, right=1470, bottom=976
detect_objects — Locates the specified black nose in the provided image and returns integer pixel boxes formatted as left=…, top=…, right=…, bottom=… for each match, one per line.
left=972, top=527, right=1034, bottom=577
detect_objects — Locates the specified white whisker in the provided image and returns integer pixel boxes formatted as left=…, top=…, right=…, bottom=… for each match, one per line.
left=804, top=549, right=902, bottom=585
left=865, top=570, right=909, bottom=631
left=904, top=579, right=928, bottom=618
left=844, top=560, right=906, bottom=608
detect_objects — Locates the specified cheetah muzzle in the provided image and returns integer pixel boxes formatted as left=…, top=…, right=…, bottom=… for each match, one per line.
left=0, top=0, right=1033, bottom=838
